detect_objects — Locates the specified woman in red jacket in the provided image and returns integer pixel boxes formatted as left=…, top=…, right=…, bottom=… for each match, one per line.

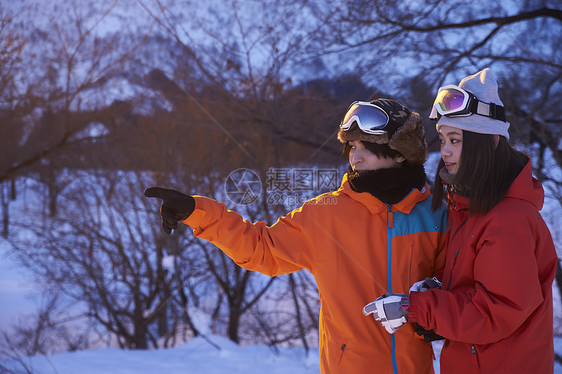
left=364, top=68, right=558, bottom=373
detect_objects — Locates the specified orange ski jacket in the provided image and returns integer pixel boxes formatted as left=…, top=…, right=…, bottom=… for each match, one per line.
left=409, top=160, right=557, bottom=373
left=184, top=174, right=447, bottom=373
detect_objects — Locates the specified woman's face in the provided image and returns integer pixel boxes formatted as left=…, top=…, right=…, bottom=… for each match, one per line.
left=348, top=140, right=403, bottom=172
left=438, top=125, right=463, bottom=175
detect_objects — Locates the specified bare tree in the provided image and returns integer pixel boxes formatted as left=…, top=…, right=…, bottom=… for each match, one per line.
left=0, top=293, right=94, bottom=358
left=10, top=171, right=203, bottom=349
left=312, top=1, right=560, bottom=152
left=0, top=0, right=152, bottom=184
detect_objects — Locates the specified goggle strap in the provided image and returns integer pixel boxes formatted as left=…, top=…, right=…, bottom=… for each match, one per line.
left=475, top=100, right=506, bottom=121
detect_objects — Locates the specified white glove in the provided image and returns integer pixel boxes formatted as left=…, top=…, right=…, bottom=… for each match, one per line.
left=409, top=277, right=442, bottom=293
left=363, top=293, right=409, bottom=334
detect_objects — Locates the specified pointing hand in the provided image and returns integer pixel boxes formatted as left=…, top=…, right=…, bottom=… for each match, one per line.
left=144, top=187, right=195, bottom=234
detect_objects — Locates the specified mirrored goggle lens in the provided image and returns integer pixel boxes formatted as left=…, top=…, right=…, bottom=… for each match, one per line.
left=434, top=88, right=466, bottom=113
left=340, top=103, right=389, bottom=133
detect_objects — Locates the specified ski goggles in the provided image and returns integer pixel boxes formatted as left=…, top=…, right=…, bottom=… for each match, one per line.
left=340, top=101, right=390, bottom=135
left=429, top=85, right=506, bottom=122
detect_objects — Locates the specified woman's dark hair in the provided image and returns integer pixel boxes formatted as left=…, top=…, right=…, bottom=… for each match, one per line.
left=431, top=131, right=528, bottom=215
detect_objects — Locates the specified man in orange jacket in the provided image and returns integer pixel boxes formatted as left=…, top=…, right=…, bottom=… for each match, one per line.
left=145, top=98, right=448, bottom=373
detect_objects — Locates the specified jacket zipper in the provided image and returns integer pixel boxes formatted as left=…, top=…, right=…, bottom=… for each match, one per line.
left=471, top=345, right=480, bottom=368
left=338, top=343, right=346, bottom=364
left=387, top=205, right=399, bottom=374
left=387, top=205, right=394, bottom=292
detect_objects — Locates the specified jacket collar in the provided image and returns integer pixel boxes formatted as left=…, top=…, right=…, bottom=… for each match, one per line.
left=504, top=159, right=544, bottom=210
left=338, top=173, right=430, bottom=215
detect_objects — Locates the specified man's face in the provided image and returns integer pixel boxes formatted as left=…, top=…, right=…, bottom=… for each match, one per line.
left=348, top=140, right=403, bottom=172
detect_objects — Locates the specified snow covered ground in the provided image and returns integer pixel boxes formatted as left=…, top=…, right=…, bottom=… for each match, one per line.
left=1, top=334, right=562, bottom=373
left=0, top=334, right=320, bottom=374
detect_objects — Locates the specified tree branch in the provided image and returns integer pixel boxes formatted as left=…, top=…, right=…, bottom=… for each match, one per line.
left=396, top=8, right=562, bottom=32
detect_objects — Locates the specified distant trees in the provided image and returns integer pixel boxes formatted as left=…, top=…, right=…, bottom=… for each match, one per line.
left=1, top=1, right=143, bottom=182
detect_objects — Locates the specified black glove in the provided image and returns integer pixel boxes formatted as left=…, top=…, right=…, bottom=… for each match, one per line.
left=144, top=187, right=195, bottom=234
left=414, top=324, right=445, bottom=342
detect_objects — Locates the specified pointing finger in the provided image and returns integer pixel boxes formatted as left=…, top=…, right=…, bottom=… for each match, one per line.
left=144, top=187, right=189, bottom=200
left=144, top=187, right=169, bottom=199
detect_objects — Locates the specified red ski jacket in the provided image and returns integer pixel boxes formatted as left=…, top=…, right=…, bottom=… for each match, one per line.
left=409, top=160, right=557, bottom=373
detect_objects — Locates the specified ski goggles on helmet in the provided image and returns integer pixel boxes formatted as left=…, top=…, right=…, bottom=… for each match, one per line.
left=340, top=101, right=390, bottom=135
left=429, top=85, right=506, bottom=122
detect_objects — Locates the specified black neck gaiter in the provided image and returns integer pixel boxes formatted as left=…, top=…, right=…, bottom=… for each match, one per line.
left=347, top=164, right=427, bottom=205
